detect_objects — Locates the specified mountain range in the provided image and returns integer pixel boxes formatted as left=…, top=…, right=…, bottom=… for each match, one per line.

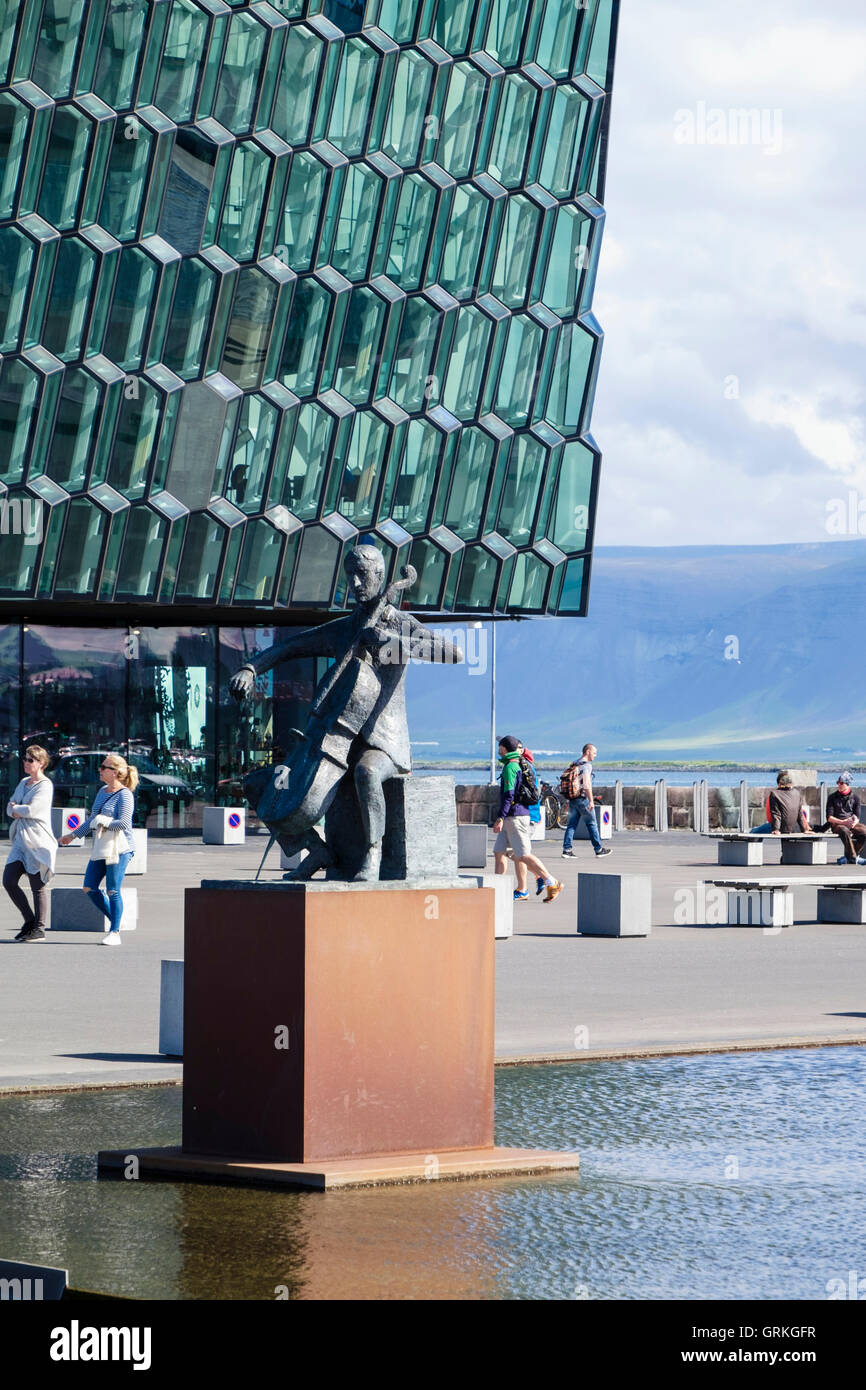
left=405, top=540, right=865, bottom=762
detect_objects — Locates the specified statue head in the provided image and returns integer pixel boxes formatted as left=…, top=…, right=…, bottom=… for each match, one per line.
left=344, top=544, right=386, bottom=605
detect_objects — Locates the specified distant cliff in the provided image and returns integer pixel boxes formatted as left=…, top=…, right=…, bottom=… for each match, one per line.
left=405, top=540, right=866, bottom=761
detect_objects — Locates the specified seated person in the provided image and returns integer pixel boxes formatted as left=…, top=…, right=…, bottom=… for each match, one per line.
left=812, top=772, right=866, bottom=865
left=769, top=771, right=812, bottom=835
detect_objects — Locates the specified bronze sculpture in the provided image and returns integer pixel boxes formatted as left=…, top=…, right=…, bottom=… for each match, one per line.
left=229, top=544, right=463, bottom=881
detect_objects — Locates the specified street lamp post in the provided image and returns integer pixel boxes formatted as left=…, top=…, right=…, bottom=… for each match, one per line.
left=489, top=620, right=496, bottom=785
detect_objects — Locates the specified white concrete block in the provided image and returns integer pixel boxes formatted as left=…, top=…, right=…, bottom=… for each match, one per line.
left=49, top=885, right=138, bottom=932
left=780, top=839, right=828, bottom=866
left=127, top=828, right=148, bottom=874
left=574, top=804, right=613, bottom=840
left=459, top=872, right=514, bottom=939
left=577, top=872, right=651, bottom=937
left=457, top=823, right=488, bottom=868
left=51, top=807, right=85, bottom=844
left=726, top=887, right=792, bottom=928
left=719, top=839, right=763, bottom=866
left=159, top=959, right=184, bottom=1055
left=817, top=888, right=866, bottom=924
left=202, top=806, right=246, bottom=844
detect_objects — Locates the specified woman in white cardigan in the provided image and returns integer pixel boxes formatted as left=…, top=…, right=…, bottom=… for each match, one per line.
left=4, top=744, right=57, bottom=943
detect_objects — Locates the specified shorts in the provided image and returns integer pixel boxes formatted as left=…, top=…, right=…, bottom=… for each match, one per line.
left=494, top=815, right=533, bottom=858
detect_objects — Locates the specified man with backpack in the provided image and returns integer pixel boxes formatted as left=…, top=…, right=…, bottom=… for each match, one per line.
left=492, top=735, right=563, bottom=903
left=561, top=742, right=612, bottom=858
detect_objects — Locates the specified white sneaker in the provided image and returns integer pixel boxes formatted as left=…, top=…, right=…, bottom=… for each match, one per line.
left=101, top=932, right=121, bottom=946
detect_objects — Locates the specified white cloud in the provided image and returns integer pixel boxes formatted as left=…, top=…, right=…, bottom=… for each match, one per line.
left=591, top=0, right=866, bottom=544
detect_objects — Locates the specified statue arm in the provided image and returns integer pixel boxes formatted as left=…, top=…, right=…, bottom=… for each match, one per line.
left=241, top=623, right=341, bottom=676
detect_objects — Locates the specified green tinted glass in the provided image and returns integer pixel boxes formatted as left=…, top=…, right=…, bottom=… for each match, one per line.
left=538, top=84, right=587, bottom=198
left=330, top=162, right=381, bottom=282
left=233, top=517, right=283, bottom=602
left=0, top=358, right=40, bottom=483
left=534, top=0, right=578, bottom=78
left=507, top=548, right=547, bottom=609
left=38, top=105, right=91, bottom=229
left=483, top=0, right=529, bottom=66
left=46, top=368, right=101, bottom=491
left=442, top=306, right=490, bottom=419
left=544, top=321, right=594, bottom=433
left=455, top=543, right=498, bottom=609
left=382, top=50, right=431, bottom=168
left=0, top=93, right=29, bottom=220
left=328, top=38, right=378, bottom=157
left=437, top=62, right=486, bottom=178
left=94, top=0, right=149, bottom=109
left=162, top=256, right=216, bottom=379
left=217, top=141, right=270, bottom=262
left=386, top=419, right=440, bottom=533
left=227, top=393, right=278, bottom=514
left=439, top=184, right=488, bottom=300
left=444, top=427, right=494, bottom=539
left=0, top=225, right=34, bottom=353
left=490, top=194, right=537, bottom=308
left=389, top=296, right=439, bottom=411
left=41, top=236, right=97, bottom=361
left=550, top=438, right=593, bottom=551
left=281, top=151, right=327, bottom=270
left=488, top=75, right=536, bottom=187
left=334, top=286, right=386, bottom=405
left=31, top=0, right=86, bottom=99
left=109, top=382, right=162, bottom=499
left=386, top=173, right=435, bottom=289
left=496, top=433, right=546, bottom=544
left=101, top=245, right=157, bottom=371
left=541, top=205, right=591, bottom=316
left=99, top=120, right=153, bottom=241
left=332, top=410, right=388, bottom=525
left=154, top=0, right=209, bottom=123
left=271, top=25, right=321, bottom=146
left=280, top=276, right=330, bottom=396
left=494, top=315, right=542, bottom=427
left=213, top=12, right=267, bottom=135
left=175, top=512, right=225, bottom=600
left=285, top=402, right=332, bottom=519
left=115, top=506, right=167, bottom=598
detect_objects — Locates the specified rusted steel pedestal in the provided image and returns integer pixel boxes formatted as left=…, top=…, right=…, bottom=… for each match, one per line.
left=98, top=880, right=580, bottom=1189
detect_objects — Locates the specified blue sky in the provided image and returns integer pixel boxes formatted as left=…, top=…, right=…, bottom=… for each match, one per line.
left=592, top=0, right=866, bottom=545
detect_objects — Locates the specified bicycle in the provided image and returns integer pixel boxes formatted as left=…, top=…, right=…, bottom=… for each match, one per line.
left=539, top=781, right=570, bottom=830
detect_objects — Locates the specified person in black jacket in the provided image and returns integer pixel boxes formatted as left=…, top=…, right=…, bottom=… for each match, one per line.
left=814, top=773, right=866, bottom=865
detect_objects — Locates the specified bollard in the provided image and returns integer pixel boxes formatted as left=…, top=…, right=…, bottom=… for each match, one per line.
left=654, top=779, right=668, bottom=832
left=739, top=779, right=749, bottom=832
left=700, top=779, right=709, bottom=834
left=820, top=782, right=828, bottom=822
left=614, top=779, right=623, bottom=832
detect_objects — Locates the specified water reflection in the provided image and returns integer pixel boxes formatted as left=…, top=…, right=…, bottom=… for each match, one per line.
left=1, top=1049, right=864, bottom=1300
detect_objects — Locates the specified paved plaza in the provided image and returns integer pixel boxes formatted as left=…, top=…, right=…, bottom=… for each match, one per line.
left=1, top=829, right=864, bottom=1092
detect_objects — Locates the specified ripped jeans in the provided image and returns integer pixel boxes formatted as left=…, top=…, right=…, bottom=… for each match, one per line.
left=83, top=851, right=133, bottom=933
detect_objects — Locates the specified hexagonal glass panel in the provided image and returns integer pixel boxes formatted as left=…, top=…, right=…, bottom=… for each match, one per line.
left=115, top=506, right=168, bottom=599
left=36, top=104, right=92, bottom=230
left=284, top=401, right=334, bottom=519
left=46, top=367, right=102, bottom=491
left=389, top=295, right=440, bottom=411
left=226, top=393, right=279, bottom=514
left=53, top=498, right=107, bottom=596
left=385, top=172, right=436, bottom=289
left=108, top=381, right=163, bottom=500
left=540, top=204, right=592, bottom=317
left=384, top=418, right=441, bottom=534
left=538, top=84, right=589, bottom=198
left=436, top=61, right=487, bottom=178
left=234, top=517, right=284, bottom=603
left=439, top=183, right=489, bottom=300
left=93, top=0, right=150, bottom=110
left=327, top=37, right=378, bottom=157
left=31, top=0, right=87, bottom=99
left=175, top=512, right=226, bottom=601
left=495, top=433, right=547, bottom=546
left=154, top=0, right=210, bottom=123
left=101, top=245, right=158, bottom=371
left=330, top=161, right=382, bottom=281
left=41, top=235, right=97, bottom=361
left=162, top=256, right=217, bottom=379
left=382, top=50, right=431, bottom=168
left=534, top=0, right=579, bottom=78
left=0, top=358, right=40, bottom=485
left=280, top=276, right=332, bottom=396
left=487, top=74, right=538, bottom=188
left=0, top=92, right=30, bottom=220
left=549, top=437, right=593, bottom=552
left=544, top=320, right=595, bottom=434
left=455, top=543, right=499, bottom=610
left=493, top=314, right=543, bottom=427
left=213, top=10, right=268, bottom=136
left=271, top=24, right=323, bottom=146
left=490, top=194, right=538, bottom=309
left=0, top=225, right=35, bottom=354
left=368, top=0, right=416, bottom=44
left=431, top=0, right=477, bottom=55
left=331, top=409, right=389, bottom=526
left=0, top=489, right=43, bottom=594
left=442, top=305, right=491, bottom=420
left=482, top=0, right=529, bottom=69
left=291, top=523, right=339, bottom=605
left=280, top=150, right=328, bottom=271
left=333, top=284, right=388, bottom=404
left=507, top=548, right=548, bottom=610
left=99, top=118, right=155, bottom=241
left=217, top=141, right=271, bottom=263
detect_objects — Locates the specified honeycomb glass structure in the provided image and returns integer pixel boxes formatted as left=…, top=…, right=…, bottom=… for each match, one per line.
left=0, top=0, right=620, bottom=621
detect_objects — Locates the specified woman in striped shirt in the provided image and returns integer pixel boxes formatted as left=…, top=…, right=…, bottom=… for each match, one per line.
left=59, top=752, right=138, bottom=946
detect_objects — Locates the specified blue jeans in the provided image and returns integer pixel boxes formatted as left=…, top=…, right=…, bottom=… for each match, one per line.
left=563, top=797, right=602, bottom=853
left=84, top=851, right=133, bottom=933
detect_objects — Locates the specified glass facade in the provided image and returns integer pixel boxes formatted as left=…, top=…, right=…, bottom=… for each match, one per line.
left=0, top=0, right=619, bottom=621
left=0, top=619, right=325, bottom=832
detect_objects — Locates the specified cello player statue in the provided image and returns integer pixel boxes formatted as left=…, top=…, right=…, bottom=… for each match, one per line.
left=229, top=544, right=463, bottom=881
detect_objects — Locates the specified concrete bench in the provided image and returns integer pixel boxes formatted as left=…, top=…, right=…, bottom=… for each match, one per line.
left=49, top=885, right=138, bottom=932
left=707, top=833, right=829, bottom=867
left=577, top=872, right=651, bottom=937
left=705, top=874, right=866, bottom=927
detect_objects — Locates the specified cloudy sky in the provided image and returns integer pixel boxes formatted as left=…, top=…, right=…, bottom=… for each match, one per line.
left=592, top=0, right=866, bottom=546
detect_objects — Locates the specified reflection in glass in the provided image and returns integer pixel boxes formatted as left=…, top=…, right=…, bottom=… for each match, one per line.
left=162, top=256, right=216, bottom=379
left=154, top=0, right=209, bottom=123
left=109, top=383, right=161, bottom=499
left=445, top=428, right=494, bottom=539
left=31, top=0, right=86, bottom=99
left=46, top=369, right=100, bottom=492
left=53, top=499, right=107, bottom=595
left=128, top=627, right=215, bottom=829
left=221, top=267, right=278, bottom=392
left=272, top=26, right=321, bottom=146
left=94, top=0, right=149, bottom=109
left=159, top=127, right=219, bottom=257
left=0, top=358, right=39, bottom=482
left=102, top=246, right=157, bottom=371
left=115, top=507, right=166, bottom=599
left=41, top=236, right=96, bottom=362
left=175, top=513, right=225, bottom=601
left=213, top=12, right=267, bottom=135
left=0, top=225, right=34, bottom=354
left=37, top=105, right=90, bottom=230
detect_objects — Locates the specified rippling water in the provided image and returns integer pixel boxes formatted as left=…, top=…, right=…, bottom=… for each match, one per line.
left=1, top=1048, right=863, bottom=1300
